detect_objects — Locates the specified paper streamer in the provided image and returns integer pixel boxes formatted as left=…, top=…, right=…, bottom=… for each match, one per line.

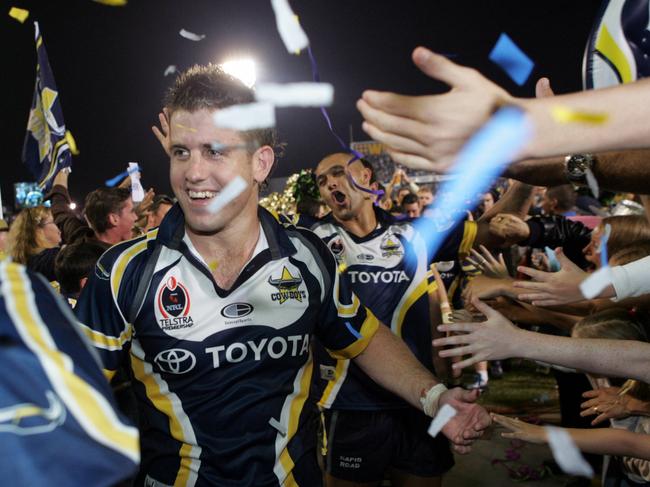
left=427, top=404, right=457, bottom=438
left=105, top=164, right=141, bottom=187
left=164, top=65, right=177, bottom=77
left=599, top=223, right=611, bottom=267
left=213, top=102, right=275, bottom=130
left=551, top=106, right=608, bottom=125
left=207, top=176, right=247, bottom=213
left=255, top=82, right=333, bottom=107
left=489, top=33, right=534, bottom=86
left=544, top=246, right=561, bottom=272
left=585, top=168, right=599, bottom=199
left=412, top=107, right=532, bottom=264
left=179, top=29, right=205, bottom=42
left=545, top=426, right=594, bottom=478
left=9, top=7, right=29, bottom=23
left=128, top=162, right=145, bottom=203
left=92, top=0, right=127, bottom=5
left=580, top=265, right=613, bottom=299
left=270, top=0, right=309, bottom=54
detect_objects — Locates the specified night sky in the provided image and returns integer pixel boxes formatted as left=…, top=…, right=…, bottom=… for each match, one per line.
left=2, top=0, right=603, bottom=207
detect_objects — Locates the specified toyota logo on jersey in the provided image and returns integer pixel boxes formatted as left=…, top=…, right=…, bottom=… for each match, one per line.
left=156, top=276, right=195, bottom=330
left=154, top=348, right=197, bottom=374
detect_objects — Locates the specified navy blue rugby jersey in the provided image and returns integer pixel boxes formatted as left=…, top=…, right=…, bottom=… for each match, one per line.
left=0, top=260, right=139, bottom=486
left=74, top=205, right=378, bottom=487
left=308, top=208, right=477, bottom=410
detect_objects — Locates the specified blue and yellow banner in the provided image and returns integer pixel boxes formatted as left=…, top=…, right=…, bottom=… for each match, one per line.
left=22, top=21, right=74, bottom=192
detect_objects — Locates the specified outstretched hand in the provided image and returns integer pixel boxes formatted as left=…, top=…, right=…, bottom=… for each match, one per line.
left=491, top=414, right=548, bottom=445
left=152, top=108, right=171, bottom=156
left=514, top=247, right=588, bottom=306
left=439, top=387, right=492, bottom=454
left=580, top=387, right=632, bottom=426
left=467, top=245, right=510, bottom=279
left=357, top=47, right=512, bottom=172
left=433, top=298, right=523, bottom=370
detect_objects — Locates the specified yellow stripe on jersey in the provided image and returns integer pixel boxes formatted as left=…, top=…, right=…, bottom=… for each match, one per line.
left=337, top=293, right=360, bottom=318
left=328, top=311, right=379, bottom=360
left=317, top=359, right=349, bottom=409
left=278, top=359, right=314, bottom=486
left=110, top=231, right=158, bottom=301
left=3, top=263, right=139, bottom=463
left=78, top=321, right=133, bottom=351
left=458, top=221, right=477, bottom=259
left=395, top=278, right=430, bottom=337
left=130, top=350, right=201, bottom=487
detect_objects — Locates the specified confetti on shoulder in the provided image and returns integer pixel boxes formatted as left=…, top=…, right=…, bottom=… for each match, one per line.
left=164, top=65, right=177, bottom=77
left=551, top=106, right=608, bottom=125
left=9, top=7, right=29, bottom=23
left=92, top=0, right=127, bottom=6
left=179, top=29, right=206, bottom=42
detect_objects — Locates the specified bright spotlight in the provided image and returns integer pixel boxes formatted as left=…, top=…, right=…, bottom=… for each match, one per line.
left=221, top=58, right=256, bottom=88
left=69, top=202, right=77, bottom=210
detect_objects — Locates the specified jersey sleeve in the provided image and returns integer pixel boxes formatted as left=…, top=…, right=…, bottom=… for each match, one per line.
left=74, top=246, right=137, bottom=377
left=314, top=250, right=379, bottom=360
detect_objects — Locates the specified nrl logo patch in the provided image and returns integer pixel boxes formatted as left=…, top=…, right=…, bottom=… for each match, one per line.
left=268, top=266, right=307, bottom=304
left=156, top=276, right=194, bottom=330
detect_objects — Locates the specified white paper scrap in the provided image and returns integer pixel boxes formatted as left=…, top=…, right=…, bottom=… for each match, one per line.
left=255, top=82, right=333, bottom=107
left=179, top=29, right=205, bottom=41
left=579, top=265, right=613, bottom=299
left=128, top=162, right=145, bottom=203
left=164, top=65, right=177, bottom=77
left=545, top=426, right=594, bottom=478
left=213, top=102, right=275, bottom=131
left=207, top=176, right=247, bottom=213
left=427, top=404, right=457, bottom=438
left=270, top=0, right=309, bottom=54
left=268, top=417, right=287, bottom=436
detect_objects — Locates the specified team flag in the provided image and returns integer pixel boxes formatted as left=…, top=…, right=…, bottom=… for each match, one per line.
left=22, top=21, right=75, bottom=192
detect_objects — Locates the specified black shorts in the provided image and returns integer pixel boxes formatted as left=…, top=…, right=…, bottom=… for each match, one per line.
left=320, top=408, right=454, bottom=483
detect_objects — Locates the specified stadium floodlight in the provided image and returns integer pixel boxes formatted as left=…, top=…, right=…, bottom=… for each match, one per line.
left=220, top=58, right=256, bottom=88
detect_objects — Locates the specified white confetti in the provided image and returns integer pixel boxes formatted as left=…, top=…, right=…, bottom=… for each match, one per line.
left=270, top=0, right=309, bottom=54
left=179, top=29, right=205, bottom=42
left=585, top=168, right=599, bottom=199
left=268, top=417, right=287, bottom=436
left=545, top=426, right=594, bottom=478
left=207, top=176, right=247, bottom=213
left=128, top=162, right=145, bottom=203
left=164, top=65, right=177, bottom=77
left=579, top=266, right=613, bottom=299
left=427, top=404, right=457, bottom=438
left=213, top=102, right=275, bottom=131
left=255, top=82, right=333, bottom=107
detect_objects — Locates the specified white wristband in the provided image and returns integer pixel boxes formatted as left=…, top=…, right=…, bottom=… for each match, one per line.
left=420, top=383, right=448, bottom=417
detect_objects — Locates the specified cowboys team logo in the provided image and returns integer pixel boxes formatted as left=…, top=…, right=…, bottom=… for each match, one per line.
left=156, top=276, right=194, bottom=330
left=268, top=266, right=307, bottom=304
left=380, top=233, right=403, bottom=258
left=328, top=237, right=345, bottom=262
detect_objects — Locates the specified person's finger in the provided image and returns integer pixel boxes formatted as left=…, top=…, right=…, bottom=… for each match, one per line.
left=491, top=413, right=517, bottom=429
left=582, top=390, right=600, bottom=399
left=469, top=298, right=501, bottom=320
left=359, top=120, right=429, bottom=158
left=451, top=354, right=483, bottom=370
left=438, top=344, right=474, bottom=358
left=516, top=266, right=551, bottom=281
left=535, top=77, right=554, bottom=98
left=591, top=413, right=610, bottom=426
left=412, top=46, right=482, bottom=91
left=512, top=280, right=551, bottom=292
left=357, top=100, right=434, bottom=146
left=452, top=444, right=472, bottom=455
left=454, top=388, right=480, bottom=403
left=501, top=432, right=520, bottom=440
left=436, top=322, right=479, bottom=334
left=555, top=247, right=578, bottom=271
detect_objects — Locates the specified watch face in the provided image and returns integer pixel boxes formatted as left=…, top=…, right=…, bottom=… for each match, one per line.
left=567, top=154, right=592, bottom=179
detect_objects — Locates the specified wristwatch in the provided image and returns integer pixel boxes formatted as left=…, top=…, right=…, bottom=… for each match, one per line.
left=564, top=153, right=596, bottom=186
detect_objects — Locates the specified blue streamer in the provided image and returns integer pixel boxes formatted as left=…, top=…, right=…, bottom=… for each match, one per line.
left=599, top=223, right=611, bottom=268
left=413, top=106, right=532, bottom=264
left=545, top=246, right=561, bottom=272
left=105, top=164, right=140, bottom=187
